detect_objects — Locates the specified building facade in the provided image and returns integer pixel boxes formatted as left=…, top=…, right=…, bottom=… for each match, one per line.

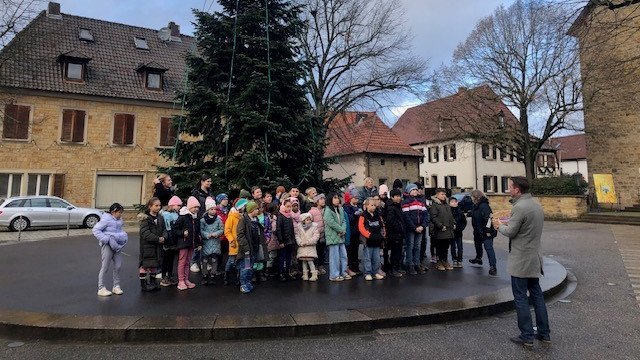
left=324, top=112, right=421, bottom=187
left=0, top=2, right=192, bottom=208
left=550, top=133, right=588, bottom=181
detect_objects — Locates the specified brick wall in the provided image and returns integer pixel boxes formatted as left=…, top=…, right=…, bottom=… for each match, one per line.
left=0, top=92, right=177, bottom=208
left=486, top=194, right=588, bottom=220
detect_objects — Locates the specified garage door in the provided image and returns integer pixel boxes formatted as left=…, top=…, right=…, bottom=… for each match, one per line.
left=95, top=175, right=143, bottom=208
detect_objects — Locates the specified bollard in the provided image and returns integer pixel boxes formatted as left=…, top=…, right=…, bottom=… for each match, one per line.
left=17, top=215, right=22, bottom=242
left=67, top=212, right=71, bottom=237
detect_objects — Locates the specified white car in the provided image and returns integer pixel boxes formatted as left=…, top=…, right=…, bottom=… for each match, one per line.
left=0, top=196, right=103, bottom=231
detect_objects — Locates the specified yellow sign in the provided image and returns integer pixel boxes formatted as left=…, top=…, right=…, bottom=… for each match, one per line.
left=593, top=174, right=617, bottom=204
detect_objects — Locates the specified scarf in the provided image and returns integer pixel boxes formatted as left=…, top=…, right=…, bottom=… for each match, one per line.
left=279, top=205, right=292, bottom=218
left=203, top=213, right=217, bottom=225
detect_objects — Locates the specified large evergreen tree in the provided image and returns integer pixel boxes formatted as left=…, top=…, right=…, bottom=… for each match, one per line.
left=162, top=0, right=329, bottom=194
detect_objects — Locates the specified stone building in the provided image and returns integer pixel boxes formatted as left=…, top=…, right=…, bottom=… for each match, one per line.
left=0, top=2, right=192, bottom=208
left=550, top=133, right=589, bottom=181
left=324, top=111, right=421, bottom=188
left=393, top=85, right=558, bottom=194
left=570, top=2, right=640, bottom=208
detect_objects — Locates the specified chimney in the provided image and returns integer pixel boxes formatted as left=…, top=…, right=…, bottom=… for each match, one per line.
left=47, top=2, right=62, bottom=19
left=168, top=22, right=181, bottom=42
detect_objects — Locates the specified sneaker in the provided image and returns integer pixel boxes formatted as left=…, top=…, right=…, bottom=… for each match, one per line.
left=445, top=262, right=454, bottom=270
left=330, top=276, right=344, bottom=282
left=160, top=278, right=172, bottom=287
left=374, top=273, right=385, bottom=280
left=408, top=267, right=418, bottom=275
left=392, top=270, right=403, bottom=278
left=398, top=268, right=407, bottom=275
left=489, top=266, right=497, bottom=276
left=177, top=281, right=188, bottom=291
left=318, top=266, right=327, bottom=275
left=510, top=336, right=534, bottom=348
left=430, top=256, right=437, bottom=263
left=240, top=285, right=252, bottom=294
left=453, top=261, right=463, bottom=268
left=377, top=269, right=386, bottom=277
left=190, top=263, right=200, bottom=273
left=170, top=277, right=179, bottom=285
left=97, top=287, right=112, bottom=297
left=536, top=335, right=551, bottom=344
left=417, top=265, right=426, bottom=274
left=112, top=286, right=123, bottom=295
left=347, top=269, right=357, bottom=277
left=185, top=280, right=196, bottom=289
left=436, top=262, right=446, bottom=271
left=364, top=274, right=373, bottom=281
left=469, top=258, right=483, bottom=266
left=342, top=274, right=352, bottom=280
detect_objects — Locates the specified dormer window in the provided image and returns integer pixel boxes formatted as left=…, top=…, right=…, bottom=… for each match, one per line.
left=79, top=28, right=94, bottom=42
left=136, top=62, right=168, bottom=91
left=57, top=50, right=91, bottom=83
left=134, top=37, right=149, bottom=50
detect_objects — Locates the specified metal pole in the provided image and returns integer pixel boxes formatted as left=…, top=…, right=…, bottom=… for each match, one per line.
left=66, top=212, right=70, bottom=237
left=17, top=215, right=22, bottom=242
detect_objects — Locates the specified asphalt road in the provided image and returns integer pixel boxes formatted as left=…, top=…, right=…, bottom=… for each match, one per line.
left=2, top=221, right=640, bottom=360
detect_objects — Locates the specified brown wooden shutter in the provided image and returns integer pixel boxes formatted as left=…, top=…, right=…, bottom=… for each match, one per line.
left=52, top=174, right=65, bottom=198
left=72, top=110, right=85, bottom=142
left=61, top=109, right=73, bottom=141
left=124, top=114, right=135, bottom=144
left=3, top=104, right=18, bottom=138
left=537, top=154, right=543, bottom=166
left=160, top=117, right=175, bottom=147
left=16, top=105, right=30, bottom=139
left=113, top=114, right=124, bottom=144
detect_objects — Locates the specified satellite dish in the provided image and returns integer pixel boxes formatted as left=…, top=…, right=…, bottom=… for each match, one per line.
left=158, top=27, right=171, bottom=42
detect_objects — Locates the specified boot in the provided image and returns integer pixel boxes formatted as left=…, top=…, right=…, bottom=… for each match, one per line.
left=279, top=271, right=288, bottom=282
left=258, top=270, right=267, bottom=282
left=140, top=276, right=154, bottom=292
left=202, top=274, right=211, bottom=286
left=309, top=270, right=318, bottom=282
left=302, top=269, right=309, bottom=281
left=223, top=271, right=229, bottom=286
left=151, top=276, right=161, bottom=291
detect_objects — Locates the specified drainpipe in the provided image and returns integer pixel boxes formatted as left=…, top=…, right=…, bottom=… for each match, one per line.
left=365, top=153, right=370, bottom=178
left=473, top=141, right=478, bottom=189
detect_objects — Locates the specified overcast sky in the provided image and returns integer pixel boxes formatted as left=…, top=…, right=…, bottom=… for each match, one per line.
left=54, top=0, right=516, bottom=122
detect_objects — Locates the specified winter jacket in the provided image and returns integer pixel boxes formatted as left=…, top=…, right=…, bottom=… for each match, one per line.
left=309, top=206, right=325, bottom=242
left=276, top=212, right=296, bottom=246
left=224, top=209, right=241, bottom=256
left=216, top=205, right=229, bottom=242
left=267, top=215, right=281, bottom=252
left=323, top=206, right=346, bottom=245
left=358, top=210, right=385, bottom=248
left=192, top=187, right=213, bottom=216
left=471, top=197, right=496, bottom=240
left=343, top=203, right=362, bottom=246
left=153, top=183, right=174, bottom=206
left=92, top=213, right=128, bottom=252
left=401, top=195, right=429, bottom=233
left=160, top=209, right=179, bottom=249
left=172, top=208, right=202, bottom=250
left=385, top=202, right=406, bottom=242
left=200, top=214, right=224, bottom=256
left=138, top=212, right=168, bottom=268
left=358, top=186, right=378, bottom=204
left=452, top=206, right=467, bottom=238
left=498, top=194, right=544, bottom=278
left=295, top=222, right=319, bottom=259
left=236, top=213, right=264, bottom=260
left=429, top=197, right=455, bottom=240
left=343, top=210, right=351, bottom=246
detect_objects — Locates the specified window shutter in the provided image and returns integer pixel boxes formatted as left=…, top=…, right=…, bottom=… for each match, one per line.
left=537, top=154, right=543, bottom=166
left=483, top=176, right=489, bottom=193
left=61, top=109, right=73, bottom=141
left=3, top=104, right=18, bottom=138
left=482, top=144, right=488, bottom=159
left=444, top=145, right=449, bottom=161
left=451, top=144, right=456, bottom=160
left=17, top=105, right=30, bottom=139
left=53, top=174, right=65, bottom=198
left=124, top=114, right=135, bottom=144
left=113, top=114, right=124, bottom=144
left=72, top=110, right=85, bottom=142
left=434, top=146, right=439, bottom=161
left=493, top=176, right=498, bottom=191
left=492, top=146, right=497, bottom=160
left=160, top=117, right=176, bottom=147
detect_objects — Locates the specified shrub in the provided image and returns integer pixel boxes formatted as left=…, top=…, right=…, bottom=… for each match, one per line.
left=530, top=174, right=588, bottom=196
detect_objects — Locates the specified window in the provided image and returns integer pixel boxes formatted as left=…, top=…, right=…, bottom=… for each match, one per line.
left=418, top=148, right=424, bottom=164
left=49, top=198, right=69, bottom=208
left=61, top=109, right=86, bottom=143
left=444, top=144, right=456, bottom=161
left=0, top=173, right=22, bottom=198
left=380, top=159, right=385, bottom=166
left=428, top=146, right=439, bottom=163
left=483, top=175, right=498, bottom=193
left=492, top=146, right=498, bottom=160
left=431, top=175, right=438, bottom=188
left=378, top=178, right=387, bottom=186
left=403, top=161, right=407, bottom=168
left=79, top=28, right=94, bottom=42
left=146, top=73, right=162, bottom=90
left=5, top=199, right=25, bottom=208
left=95, top=174, right=143, bottom=208
left=113, top=113, right=135, bottom=145
left=65, top=62, right=85, bottom=81
left=481, top=144, right=489, bottom=159
left=159, top=117, right=177, bottom=147
left=28, top=198, right=48, bottom=207
left=134, top=36, right=149, bottom=50
left=482, top=144, right=496, bottom=160
left=445, top=175, right=457, bottom=188
left=27, top=174, right=50, bottom=196
left=2, top=104, right=30, bottom=140
left=501, top=176, right=510, bottom=193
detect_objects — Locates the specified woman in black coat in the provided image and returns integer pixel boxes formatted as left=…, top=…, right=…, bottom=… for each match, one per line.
left=470, top=190, right=497, bottom=275
left=138, top=197, right=168, bottom=291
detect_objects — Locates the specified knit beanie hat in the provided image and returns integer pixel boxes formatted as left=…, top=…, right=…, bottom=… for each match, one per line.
left=235, top=198, right=248, bottom=210
left=205, top=197, right=216, bottom=211
left=349, top=187, right=359, bottom=199
left=245, top=201, right=258, bottom=213
left=300, top=213, right=312, bottom=222
left=186, top=196, right=200, bottom=210
left=216, top=193, right=228, bottom=203
left=312, top=193, right=325, bottom=203
left=168, top=196, right=182, bottom=207
left=405, top=183, right=418, bottom=193
left=239, top=189, right=251, bottom=199
left=344, top=192, right=351, bottom=204
left=379, top=184, right=389, bottom=196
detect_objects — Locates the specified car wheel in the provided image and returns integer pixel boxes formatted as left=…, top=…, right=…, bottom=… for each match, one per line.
left=83, top=215, right=100, bottom=228
left=9, top=217, right=30, bottom=231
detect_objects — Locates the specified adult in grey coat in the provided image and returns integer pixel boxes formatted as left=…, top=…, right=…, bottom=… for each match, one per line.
left=495, top=177, right=550, bottom=347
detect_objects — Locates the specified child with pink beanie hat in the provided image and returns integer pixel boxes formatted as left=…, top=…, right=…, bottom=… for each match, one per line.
left=171, top=196, right=202, bottom=290
left=159, top=196, right=182, bottom=286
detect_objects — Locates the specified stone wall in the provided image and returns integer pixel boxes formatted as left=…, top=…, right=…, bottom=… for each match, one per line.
left=486, top=194, right=588, bottom=220
left=0, top=92, right=177, bottom=208
left=367, top=154, right=420, bottom=186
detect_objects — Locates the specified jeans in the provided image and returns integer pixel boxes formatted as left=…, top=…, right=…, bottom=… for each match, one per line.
left=236, top=258, right=254, bottom=289
left=450, top=234, right=463, bottom=262
left=225, top=255, right=237, bottom=272
left=404, top=231, right=422, bottom=267
left=328, top=243, right=348, bottom=279
left=316, top=238, right=326, bottom=266
left=473, top=233, right=496, bottom=267
left=363, top=246, right=381, bottom=275
left=511, top=276, right=550, bottom=341
left=161, top=248, right=177, bottom=279
left=420, top=231, right=427, bottom=264
left=190, top=248, right=201, bottom=265
left=98, top=245, right=122, bottom=289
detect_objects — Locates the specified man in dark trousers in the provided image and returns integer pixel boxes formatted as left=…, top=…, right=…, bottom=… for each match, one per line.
left=494, top=176, right=550, bottom=348
left=429, top=188, right=455, bottom=271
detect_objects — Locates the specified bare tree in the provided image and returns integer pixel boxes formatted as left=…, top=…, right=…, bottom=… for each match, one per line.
left=1, top=0, right=42, bottom=47
left=437, top=0, right=582, bottom=180
left=298, top=0, right=428, bottom=124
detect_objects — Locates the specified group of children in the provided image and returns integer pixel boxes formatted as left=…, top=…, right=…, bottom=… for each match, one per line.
left=93, top=174, right=474, bottom=296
